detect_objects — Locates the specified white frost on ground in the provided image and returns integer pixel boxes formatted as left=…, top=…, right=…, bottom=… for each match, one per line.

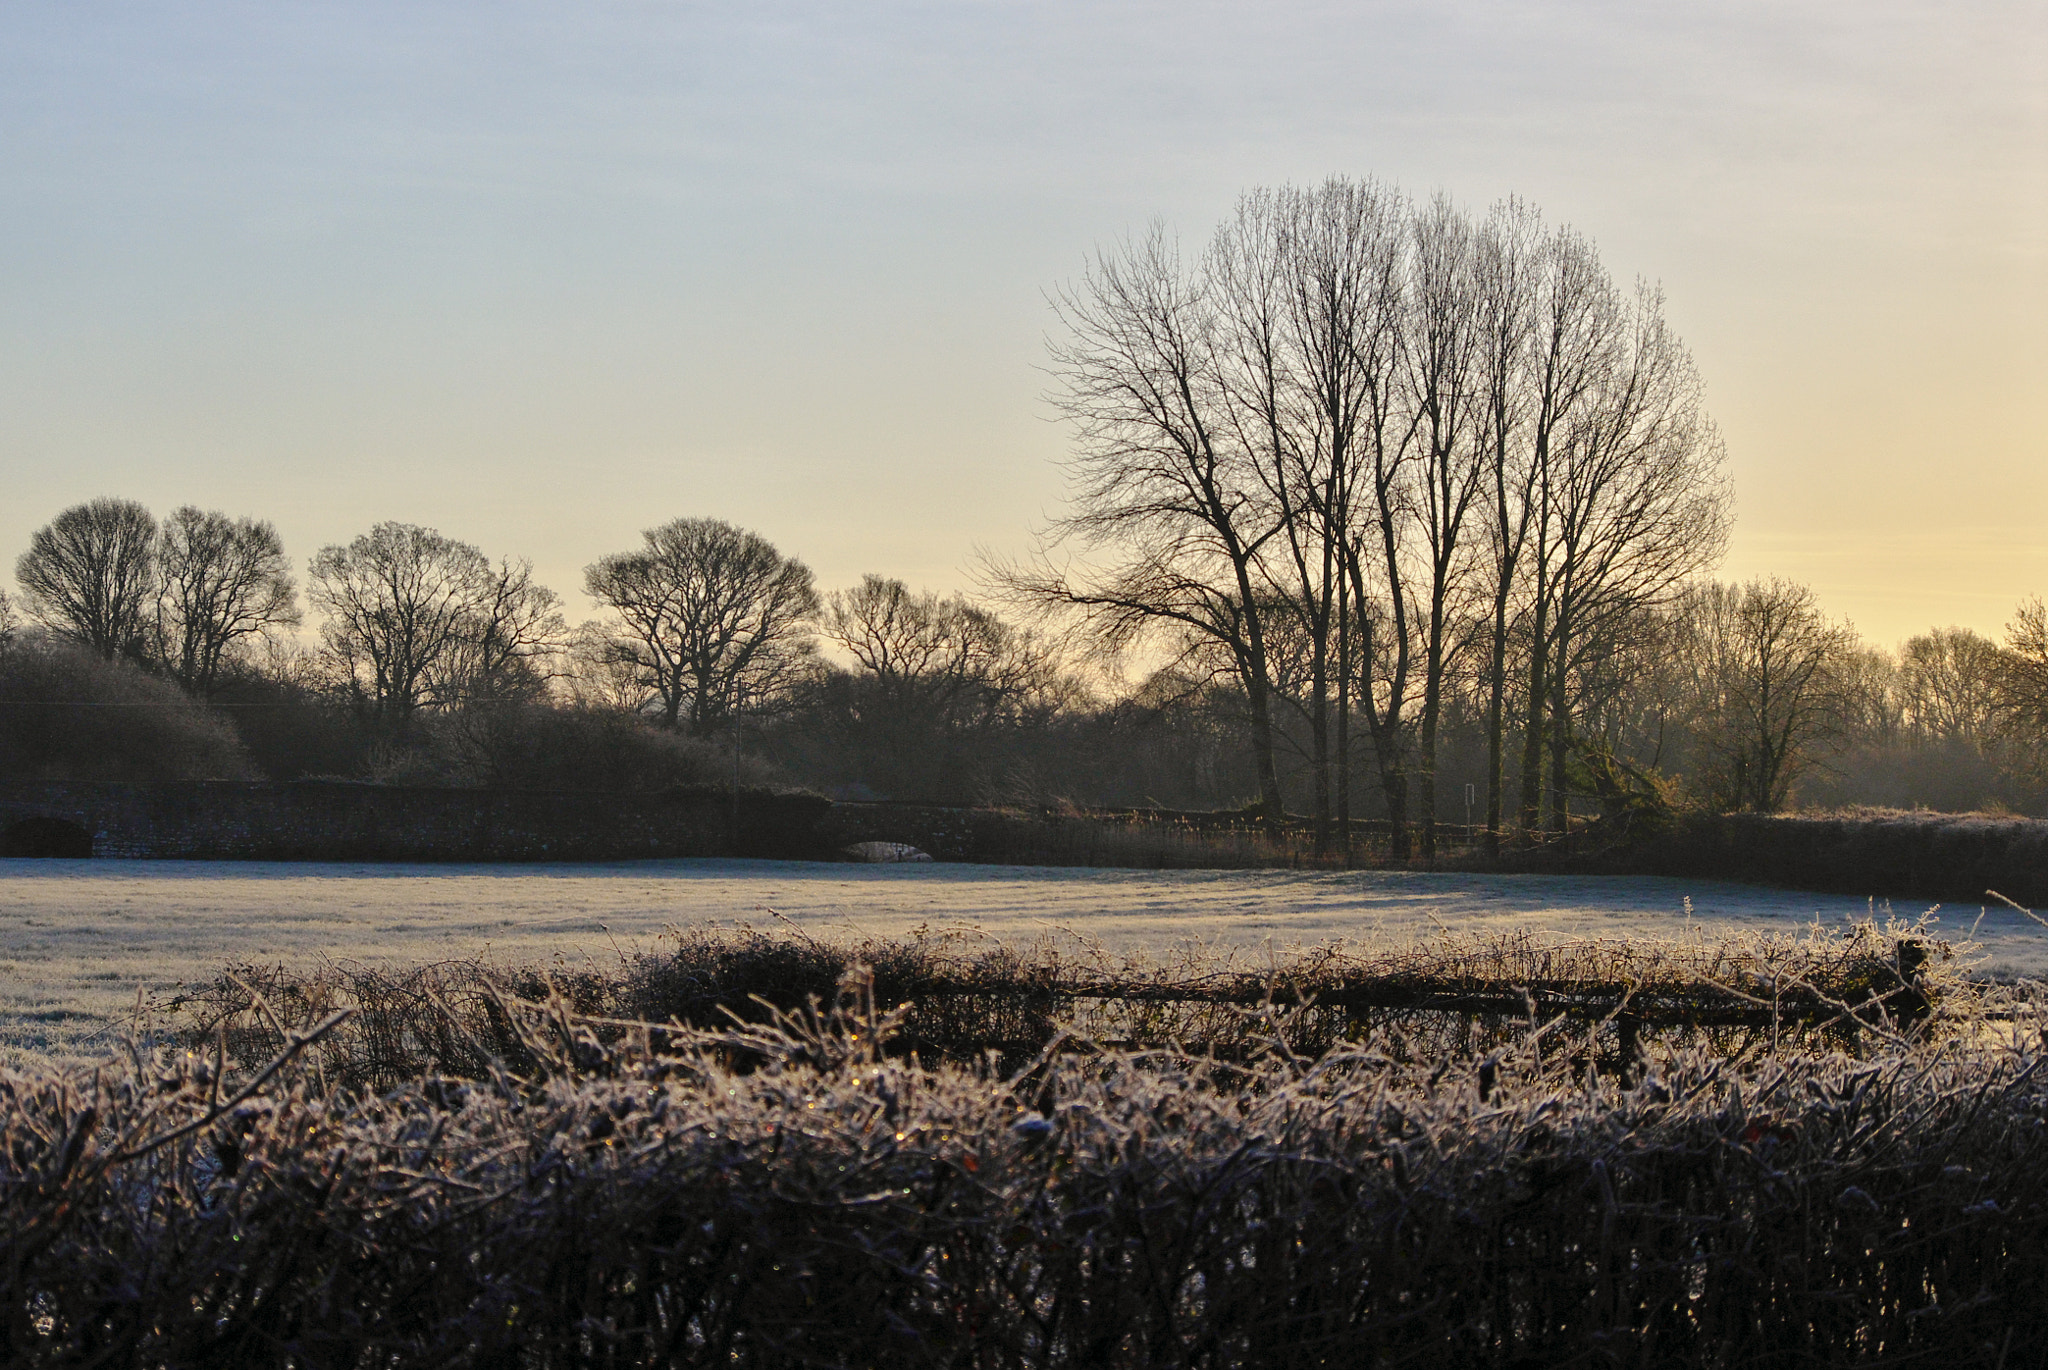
left=2, top=856, right=2037, bottom=1061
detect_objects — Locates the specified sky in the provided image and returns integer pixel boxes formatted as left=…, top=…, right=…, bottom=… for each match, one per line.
left=2, top=0, right=2043, bottom=649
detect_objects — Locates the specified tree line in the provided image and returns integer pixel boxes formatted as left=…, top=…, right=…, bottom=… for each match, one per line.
left=0, top=500, right=1076, bottom=797
left=6, top=490, right=2048, bottom=827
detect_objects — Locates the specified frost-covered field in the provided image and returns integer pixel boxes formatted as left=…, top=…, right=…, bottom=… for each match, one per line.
left=2, top=855, right=2036, bottom=1060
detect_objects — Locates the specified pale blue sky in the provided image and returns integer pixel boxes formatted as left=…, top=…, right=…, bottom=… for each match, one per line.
left=3, top=1, right=2043, bottom=645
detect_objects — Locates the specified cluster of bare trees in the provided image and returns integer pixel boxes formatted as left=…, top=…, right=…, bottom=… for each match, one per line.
left=1517, top=579, right=2048, bottom=818
left=8, top=504, right=581, bottom=772
left=307, top=523, right=566, bottom=733
left=1823, top=605, right=2048, bottom=811
left=7, top=293, right=2047, bottom=819
left=1011, top=178, right=1729, bottom=853
left=820, top=577, right=1068, bottom=731
left=12, top=498, right=300, bottom=696
left=5, top=499, right=1053, bottom=792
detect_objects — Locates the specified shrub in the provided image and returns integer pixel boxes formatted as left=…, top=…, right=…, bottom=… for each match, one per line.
left=0, top=635, right=251, bottom=781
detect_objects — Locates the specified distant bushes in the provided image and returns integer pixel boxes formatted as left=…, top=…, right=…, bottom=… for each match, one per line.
left=434, top=703, right=783, bottom=792
left=0, top=636, right=251, bottom=781
left=13, top=932, right=2048, bottom=1366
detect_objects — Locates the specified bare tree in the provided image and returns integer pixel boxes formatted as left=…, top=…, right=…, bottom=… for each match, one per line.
left=1213, top=177, right=1408, bottom=853
left=1470, top=201, right=1543, bottom=855
left=1671, top=578, right=1860, bottom=810
left=1403, top=194, right=1486, bottom=860
left=1991, top=599, right=2048, bottom=761
left=811, top=576, right=1073, bottom=800
left=1510, top=229, right=1651, bottom=834
left=584, top=518, right=819, bottom=737
left=155, top=506, right=300, bottom=696
left=824, top=576, right=1058, bottom=725
left=1897, top=626, right=2002, bottom=747
left=1335, top=201, right=1426, bottom=859
left=309, top=523, right=561, bottom=732
left=1536, top=280, right=1730, bottom=828
left=1285, top=183, right=1407, bottom=855
left=562, top=621, right=655, bottom=713
left=14, top=498, right=159, bottom=661
left=435, top=557, right=566, bottom=706
left=1004, top=225, right=1290, bottom=824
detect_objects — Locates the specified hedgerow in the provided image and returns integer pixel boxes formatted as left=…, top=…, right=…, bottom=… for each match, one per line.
left=170, top=919, right=1970, bottom=1090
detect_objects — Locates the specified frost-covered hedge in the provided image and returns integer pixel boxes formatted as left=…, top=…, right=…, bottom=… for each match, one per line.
left=171, top=921, right=1965, bottom=1092
left=10, top=959, right=2048, bottom=1367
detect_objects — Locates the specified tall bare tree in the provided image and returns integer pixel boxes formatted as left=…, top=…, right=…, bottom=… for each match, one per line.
left=1330, top=197, right=1425, bottom=858
left=1404, top=195, right=1485, bottom=861
left=1472, top=201, right=1541, bottom=855
left=1291, top=185, right=1408, bottom=855
left=14, top=498, right=159, bottom=662
left=1214, top=178, right=1407, bottom=853
left=155, top=506, right=300, bottom=696
left=584, top=518, right=818, bottom=737
left=1513, top=229, right=1634, bottom=833
left=1006, top=226, right=1290, bottom=824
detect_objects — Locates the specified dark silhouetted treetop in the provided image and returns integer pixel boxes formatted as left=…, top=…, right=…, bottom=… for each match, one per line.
left=14, top=497, right=159, bottom=662
left=155, top=506, right=300, bottom=697
left=308, top=522, right=563, bottom=732
left=584, top=517, right=818, bottom=737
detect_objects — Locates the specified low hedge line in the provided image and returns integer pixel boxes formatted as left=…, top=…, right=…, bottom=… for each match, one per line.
left=1611, top=808, right=2048, bottom=907
left=168, top=922, right=1968, bottom=1092
left=9, top=970, right=2048, bottom=1366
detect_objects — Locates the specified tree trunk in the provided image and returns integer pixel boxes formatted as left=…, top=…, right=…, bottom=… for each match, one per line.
left=1518, top=602, right=1548, bottom=835
left=1381, top=762, right=1411, bottom=861
left=1245, top=669, right=1287, bottom=829
left=1483, top=606, right=1509, bottom=859
left=1336, top=569, right=1353, bottom=865
left=1310, top=630, right=1331, bottom=856
left=1547, top=636, right=1571, bottom=836
left=1418, top=638, right=1442, bottom=864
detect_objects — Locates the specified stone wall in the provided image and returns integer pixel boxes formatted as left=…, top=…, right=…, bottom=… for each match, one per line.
left=0, top=781, right=831, bottom=863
